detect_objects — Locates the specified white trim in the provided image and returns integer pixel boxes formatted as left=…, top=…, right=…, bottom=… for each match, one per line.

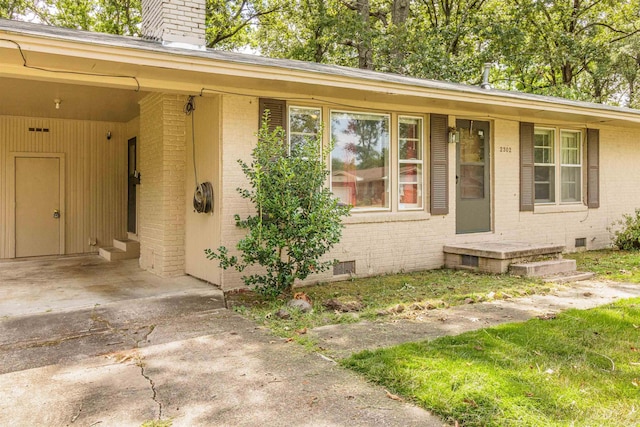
left=398, top=115, right=425, bottom=211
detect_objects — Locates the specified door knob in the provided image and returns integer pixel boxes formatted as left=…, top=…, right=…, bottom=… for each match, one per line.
left=53, top=209, right=60, bottom=219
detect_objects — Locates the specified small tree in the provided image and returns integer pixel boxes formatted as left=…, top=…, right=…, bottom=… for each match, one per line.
left=205, top=114, right=351, bottom=298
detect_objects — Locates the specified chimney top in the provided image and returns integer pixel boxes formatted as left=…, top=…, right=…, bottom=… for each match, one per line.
left=141, top=0, right=206, bottom=50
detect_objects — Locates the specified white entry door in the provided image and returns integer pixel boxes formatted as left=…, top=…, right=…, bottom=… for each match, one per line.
left=15, top=157, right=62, bottom=257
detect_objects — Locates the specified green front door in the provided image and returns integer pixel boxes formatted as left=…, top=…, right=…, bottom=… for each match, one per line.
left=456, top=119, right=491, bottom=234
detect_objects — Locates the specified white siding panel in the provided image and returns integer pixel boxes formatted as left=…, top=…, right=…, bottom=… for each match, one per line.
left=0, top=116, right=128, bottom=258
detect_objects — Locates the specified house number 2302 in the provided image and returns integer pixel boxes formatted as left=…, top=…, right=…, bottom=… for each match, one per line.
left=499, top=146, right=512, bottom=153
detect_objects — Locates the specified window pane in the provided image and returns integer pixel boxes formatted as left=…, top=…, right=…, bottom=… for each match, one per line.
left=290, top=107, right=321, bottom=134
left=289, top=106, right=321, bottom=155
left=399, top=117, right=422, bottom=160
left=534, top=129, right=555, bottom=164
left=399, top=183, right=422, bottom=206
left=459, top=128, right=484, bottom=163
left=561, top=131, right=580, bottom=165
left=535, top=165, right=555, bottom=202
left=331, top=111, right=390, bottom=209
left=561, top=166, right=581, bottom=202
left=460, top=165, right=484, bottom=199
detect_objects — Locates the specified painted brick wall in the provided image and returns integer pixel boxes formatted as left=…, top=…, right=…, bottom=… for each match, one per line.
left=214, top=98, right=640, bottom=290
left=138, top=93, right=187, bottom=277
left=141, top=0, right=206, bottom=47
left=219, top=96, right=259, bottom=289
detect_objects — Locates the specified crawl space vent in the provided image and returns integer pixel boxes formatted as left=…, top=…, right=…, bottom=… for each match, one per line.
left=334, top=260, right=356, bottom=276
left=575, top=238, right=587, bottom=248
left=462, top=255, right=479, bottom=267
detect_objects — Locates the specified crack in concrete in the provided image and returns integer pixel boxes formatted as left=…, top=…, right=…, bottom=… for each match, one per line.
left=89, top=306, right=162, bottom=419
left=139, top=361, right=163, bottom=420
left=132, top=325, right=162, bottom=420
left=0, top=329, right=110, bottom=351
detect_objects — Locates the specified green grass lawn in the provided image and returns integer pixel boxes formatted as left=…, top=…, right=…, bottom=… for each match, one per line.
left=566, top=249, right=640, bottom=283
left=229, top=269, right=550, bottom=342
left=343, top=298, right=640, bottom=427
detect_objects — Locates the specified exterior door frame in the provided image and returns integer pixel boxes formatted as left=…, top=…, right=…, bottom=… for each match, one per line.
left=127, top=137, right=138, bottom=236
left=7, top=152, right=66, bottom=258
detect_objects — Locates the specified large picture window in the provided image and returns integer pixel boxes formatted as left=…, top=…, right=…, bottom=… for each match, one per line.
left=534, top=127, right=582, bottom=204
left=330, top=111, right=390, bottom=210
left=398, top=116, right=423, bottom=210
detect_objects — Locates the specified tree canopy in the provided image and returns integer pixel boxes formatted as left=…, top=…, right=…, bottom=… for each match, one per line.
left=4, top=0, right=640, bottom=107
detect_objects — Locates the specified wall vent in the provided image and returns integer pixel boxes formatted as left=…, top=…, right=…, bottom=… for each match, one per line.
left=575, top=238, right=587, bottom=248
left=461, top=255, right=479, bottom=267
left=28, top=127, right=50, bottom=133
left=334, top=260, right=356, bottom=276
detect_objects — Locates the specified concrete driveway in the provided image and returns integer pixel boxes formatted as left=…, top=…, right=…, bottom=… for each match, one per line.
left=0, top=256, right=442, bottom=426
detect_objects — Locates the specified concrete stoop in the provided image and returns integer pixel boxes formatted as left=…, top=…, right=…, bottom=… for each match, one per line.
left=444, top=242, right=594, bottom=283
left=444, top=242, right=565, bottom=274
left=98, top=238, right=140, bottom=261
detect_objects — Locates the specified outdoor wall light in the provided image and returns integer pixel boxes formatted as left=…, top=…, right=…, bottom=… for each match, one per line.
left=54, top=99, right=61, bottom=110
left=106, top=131, right=112, bottom=140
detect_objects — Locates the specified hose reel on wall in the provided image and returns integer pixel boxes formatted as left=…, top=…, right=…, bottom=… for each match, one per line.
left=185, top=95, right=213, bottom=214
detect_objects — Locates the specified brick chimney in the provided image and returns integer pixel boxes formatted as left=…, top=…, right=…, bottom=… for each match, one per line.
left=141, top=0, right=206, bottom=50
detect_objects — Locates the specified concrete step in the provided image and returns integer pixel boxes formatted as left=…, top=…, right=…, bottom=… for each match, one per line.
left=509, top=259, right=576, bottom=277
left=113, top=238, right=140, bottom=256
left=543, top=271, right=596, bottom=284
left=98, top=246, right=135, bottom=261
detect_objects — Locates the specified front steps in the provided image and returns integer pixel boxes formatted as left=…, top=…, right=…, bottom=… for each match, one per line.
left=444, top=242, right=565, bottom=274
left=509, top=259, right=576, bottom=277
left=444, top=241, right=593, bottom=282
left=99, top=238, right=140, bottom=261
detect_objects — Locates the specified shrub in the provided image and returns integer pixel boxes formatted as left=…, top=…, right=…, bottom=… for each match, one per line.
left=609, top=208, right=640, bottom=250
left=205, top=113, right=351, bottom=298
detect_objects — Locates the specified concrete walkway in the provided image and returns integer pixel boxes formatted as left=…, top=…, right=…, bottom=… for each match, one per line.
left=308, top=279, right=640, bottom=359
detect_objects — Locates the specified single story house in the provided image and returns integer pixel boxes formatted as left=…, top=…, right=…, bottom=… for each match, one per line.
left=1, top=0, right=639, bottom=290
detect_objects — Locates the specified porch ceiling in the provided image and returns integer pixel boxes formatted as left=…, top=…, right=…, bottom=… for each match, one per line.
left=0, top=77, right=144, bottom=122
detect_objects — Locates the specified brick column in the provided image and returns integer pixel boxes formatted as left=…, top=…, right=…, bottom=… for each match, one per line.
left=138, top=93, right=187, bottom=277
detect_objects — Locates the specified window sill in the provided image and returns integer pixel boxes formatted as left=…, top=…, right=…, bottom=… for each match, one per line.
left=343, top=211, right=432, bottom=224
left=534, top=203, right=587, bottom=214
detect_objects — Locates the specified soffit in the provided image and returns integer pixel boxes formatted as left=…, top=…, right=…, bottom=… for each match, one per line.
left=0, top=77, right=144, bottom=122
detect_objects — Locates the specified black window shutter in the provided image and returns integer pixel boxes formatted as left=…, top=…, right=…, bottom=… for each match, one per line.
left=258, top=98, right=286, bottom=132
left=430, top=114, right=449, bottom=215
left=587, top=129, right=600, bottom=209
left=520, top=122, right=535, bottom=212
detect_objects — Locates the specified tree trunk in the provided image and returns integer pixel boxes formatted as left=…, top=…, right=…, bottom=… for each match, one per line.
left=562, top=62, right=573, bottom=85
left=356, top=0, right=373, bottom=69
left=392, top=0, right=409, bottom=25
left=389, top=0, right=410, bottom=72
